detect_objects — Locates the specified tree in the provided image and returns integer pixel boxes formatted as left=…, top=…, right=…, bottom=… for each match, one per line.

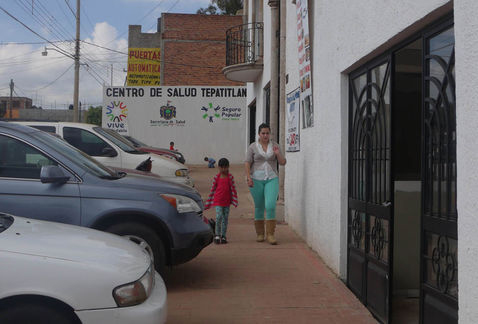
left=197, top=4, right=218, bottom=15
left=197, top=0, right=243, bottom=15
left=86, top=106, right=102, bottom=126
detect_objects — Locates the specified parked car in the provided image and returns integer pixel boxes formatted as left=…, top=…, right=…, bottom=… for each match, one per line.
left=0, top=212, right=167, bottom=324
left=0, top=122, right=213, bottom=273
left=13, top=122, right=193, bottom=186
left=124, top=135, right=186, bottom=164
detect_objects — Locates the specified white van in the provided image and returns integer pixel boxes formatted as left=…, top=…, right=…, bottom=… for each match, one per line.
left=13, top=121, right=193, bottom=186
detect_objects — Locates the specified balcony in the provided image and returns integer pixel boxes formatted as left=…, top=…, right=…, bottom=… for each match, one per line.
left=223, top=22, right=263, bottom=82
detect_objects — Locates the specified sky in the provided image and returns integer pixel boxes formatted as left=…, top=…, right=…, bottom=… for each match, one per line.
left=0, top=0, right=211, bottom=109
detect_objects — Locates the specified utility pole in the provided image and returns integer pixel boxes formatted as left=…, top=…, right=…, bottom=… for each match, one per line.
left=73, top=0, right=80, bottom=122
left=9, top=79, right=14, bottom=120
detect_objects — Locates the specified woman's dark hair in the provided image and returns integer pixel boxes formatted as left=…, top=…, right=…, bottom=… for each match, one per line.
left=258, top=123, right=270, bottom=134
left=218, top=158, right=229, bottom=167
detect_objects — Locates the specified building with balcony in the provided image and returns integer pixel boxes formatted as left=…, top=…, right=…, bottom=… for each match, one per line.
left=128, top=13, right=244, bottom=86
left=236, top=0, right=478, bottom=323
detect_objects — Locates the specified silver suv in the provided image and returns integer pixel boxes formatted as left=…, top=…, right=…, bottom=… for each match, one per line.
left=0, top=122, right=212, bottom=273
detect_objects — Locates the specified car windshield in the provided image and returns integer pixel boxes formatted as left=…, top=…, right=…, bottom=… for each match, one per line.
left=93, top=127, right=147, bottom=154
left=126, top=136, right=148, bottom=147
left=34, top=131, right=119, bottom=178
left=0, top=214, right=13, bottom=234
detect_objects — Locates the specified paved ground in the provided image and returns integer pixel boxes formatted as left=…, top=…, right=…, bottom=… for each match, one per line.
left=162, top=164, right=377, bottom=324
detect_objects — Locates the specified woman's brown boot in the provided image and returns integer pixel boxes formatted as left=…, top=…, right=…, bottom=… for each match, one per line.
left=266, top=220, right=277, bottom=245
left=254, top=220, right=265, bottom=242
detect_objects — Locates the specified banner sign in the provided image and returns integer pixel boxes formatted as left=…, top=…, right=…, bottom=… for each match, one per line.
left=102, top=86, right=247, bottom=163
left=126, top=48, right=161, bottom=86
left=296, top=0, right=313, bottom=128
left=286, top=88, right=300, bottom=152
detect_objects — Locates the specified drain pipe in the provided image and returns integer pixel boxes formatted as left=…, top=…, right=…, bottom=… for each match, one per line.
left=279, top=0, right=286, bottom=201
left=268, top=0, right=279, bottom=143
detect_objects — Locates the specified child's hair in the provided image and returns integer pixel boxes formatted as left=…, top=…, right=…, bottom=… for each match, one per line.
left=204, top=157, right=209, bottom=161
left=258, top=123, right=270, bottom=134
left=218, top=158, right=229, bottom=167
left=170, top=141, right=174, bottom=146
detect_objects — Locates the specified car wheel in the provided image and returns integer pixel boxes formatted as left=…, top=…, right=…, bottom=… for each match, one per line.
left=106, top=222, right=166, bottom=274
left=0, top=303, right=77, bottom=324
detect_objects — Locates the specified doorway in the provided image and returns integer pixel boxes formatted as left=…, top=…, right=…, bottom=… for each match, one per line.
left=391, top=39, right=422, bottom=324
left=248, top=100, right=256, bottom=145
left=347, top=16, right=457, bottom=324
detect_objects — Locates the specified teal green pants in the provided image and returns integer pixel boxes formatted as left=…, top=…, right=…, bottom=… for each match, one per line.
left=249, top=177, right=279, bottom=220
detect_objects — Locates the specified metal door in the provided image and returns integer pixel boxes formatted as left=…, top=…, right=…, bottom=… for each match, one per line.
left=348, top=58, right=392, bottom=323
left=420, top=22, right=458, bottom=324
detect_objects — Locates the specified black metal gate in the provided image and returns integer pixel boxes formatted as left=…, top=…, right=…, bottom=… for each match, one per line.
left=348, top=58, right=392, bottom=323
left=420, top=22, right=458, bottom=324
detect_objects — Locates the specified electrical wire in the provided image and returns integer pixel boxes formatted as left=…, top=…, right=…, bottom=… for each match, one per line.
left=36, top=63, right=74, bottom=90
left=55, top=0, right=75, bottom=30
left=63, top=0, right=76, bottom=17
left=104, top=0, right=167, bottom=46
left=0, top=5, right=75, bottom=59
left=14, top=0, right=74, bottom=44
left=0, top=40, right=67, bottom=45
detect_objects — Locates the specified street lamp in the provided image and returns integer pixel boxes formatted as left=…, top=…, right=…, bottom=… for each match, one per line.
left=42, top=46, right=80, bottom=122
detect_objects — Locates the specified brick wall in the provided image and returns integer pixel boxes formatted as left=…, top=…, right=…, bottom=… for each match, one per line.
left=162, top=14, right=244, bottom=86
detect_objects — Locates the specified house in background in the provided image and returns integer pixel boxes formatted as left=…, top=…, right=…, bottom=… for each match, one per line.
left=0, top=96, right=32, bottom=119
left=224, top=0, right=478, bottom=323
left=119, top=13, right=247, bottom=163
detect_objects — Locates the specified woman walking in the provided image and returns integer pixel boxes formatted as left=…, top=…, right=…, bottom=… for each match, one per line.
left=245, top=123, right=286, bottom=244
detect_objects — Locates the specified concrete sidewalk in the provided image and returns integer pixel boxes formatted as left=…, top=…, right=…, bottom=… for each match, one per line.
left=162, top=165, right=377, bottom=324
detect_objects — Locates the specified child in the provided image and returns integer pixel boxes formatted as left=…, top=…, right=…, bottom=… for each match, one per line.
left=204, top=158, right=238, bottom=244
left=204, top=156, right=216, bottom=168
left=169, top=141, right=175, bottom=151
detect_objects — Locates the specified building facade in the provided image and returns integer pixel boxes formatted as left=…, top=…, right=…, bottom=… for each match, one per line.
left=121, top=14, right=247, bottom=163
left=225, top=0, right=477, bottom=323
left=128, top=13, right=244, bottom=86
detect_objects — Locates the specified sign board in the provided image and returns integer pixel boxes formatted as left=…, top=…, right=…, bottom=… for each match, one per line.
left=286, top=88, right=300, bottom=152
left=296, top=0, right=313, bottom=128
left=126, top=48, right=161, bottom=86
left=102, top=86, right=247, bottom=163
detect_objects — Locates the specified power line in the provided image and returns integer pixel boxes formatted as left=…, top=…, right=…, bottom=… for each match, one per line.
left=83, top=67, right=105, bottom=86
left=81, top=40, right=219, bottom=69
left=81, top=40, right=128, bottom=56
left=0, top=5, right=74, bottom=59
left=14, top=0, right=74, bottom=43
left=55, top=0, right=75, bottom=30
left=80, top=1, right=96, bottom=35
left=37, top=63, right=74, bottom=90
left=104, top=0, right=167, bottom=45
left=63, top=0, right=75, bottom=17
left=0, top=40, right=68, bottom=45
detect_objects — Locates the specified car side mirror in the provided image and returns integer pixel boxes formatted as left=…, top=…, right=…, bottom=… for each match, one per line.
left=40, top=165, right=71, bottom=184
left=102, top=147, right=118, bottom=157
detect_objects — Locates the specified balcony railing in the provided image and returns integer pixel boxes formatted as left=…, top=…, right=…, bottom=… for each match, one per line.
left=225, top=22, right=263, bottom=66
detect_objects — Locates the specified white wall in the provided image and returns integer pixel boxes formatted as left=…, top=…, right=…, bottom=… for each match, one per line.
left=455, top=0, right=478, bottom=321
left=248, top=0, right=478, bottom=320
left=103, top=86, right=246, bottom=164
left=281, top=0, right=450, bottom=278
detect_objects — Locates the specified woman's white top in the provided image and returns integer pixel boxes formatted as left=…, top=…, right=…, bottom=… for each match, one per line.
left=245, top=141, right=281, bottom=180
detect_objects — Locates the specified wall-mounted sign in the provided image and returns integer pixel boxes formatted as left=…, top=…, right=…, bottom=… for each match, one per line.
left=102, top=86, right=247, bottom=163
left=286, top=88, right=300, bottom=152
left=296, top=0, right=313, bottom=128
left=126, top=48, right=161, bottom=86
